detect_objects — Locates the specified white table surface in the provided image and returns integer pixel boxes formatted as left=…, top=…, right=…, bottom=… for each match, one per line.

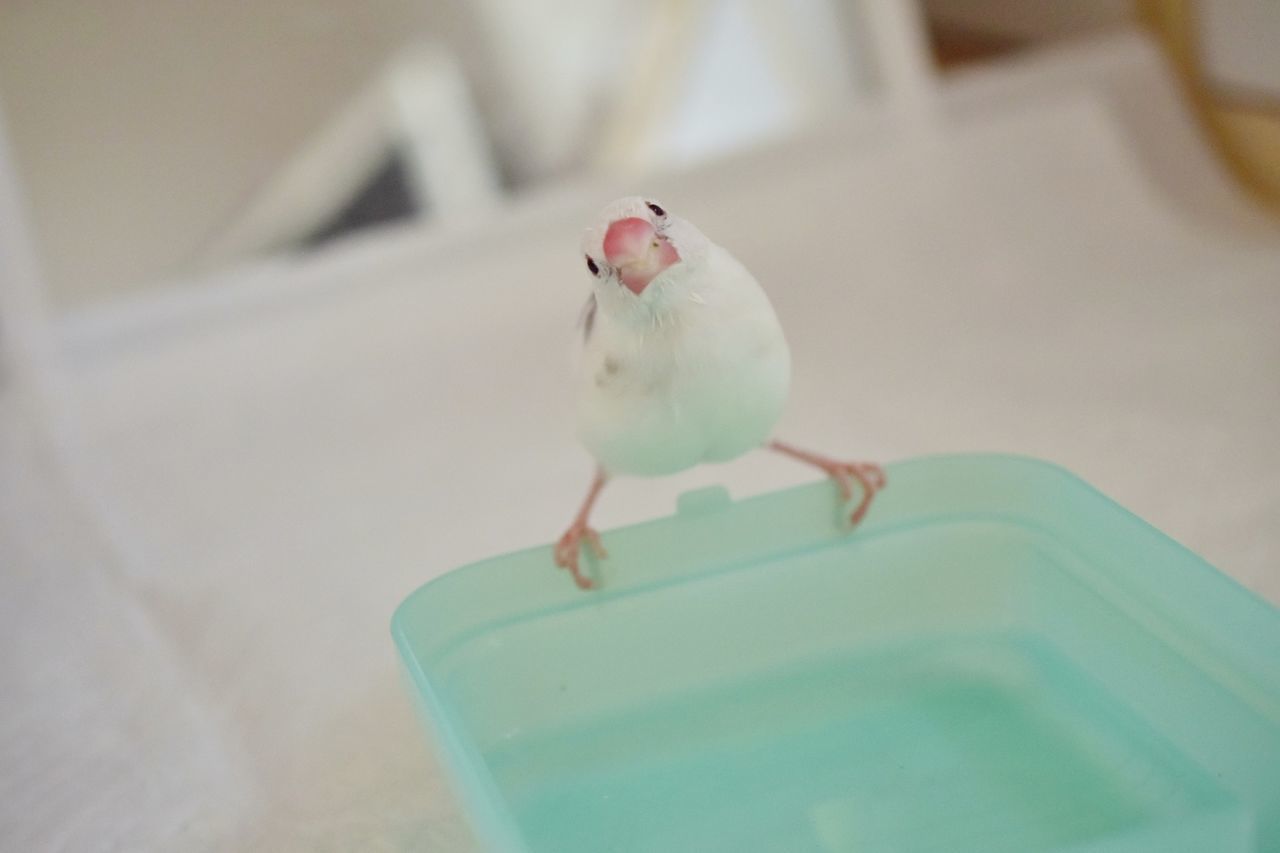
left=3, top=31, right=1278, bottom=852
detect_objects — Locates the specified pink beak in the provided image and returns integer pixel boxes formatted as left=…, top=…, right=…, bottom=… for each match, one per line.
left=603, top=217, right=680, bottom=294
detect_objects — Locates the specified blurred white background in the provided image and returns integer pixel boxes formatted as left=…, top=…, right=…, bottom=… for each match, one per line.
left=0, top=0, right=1159, bottom=310
left=0, top=0, right=888, bottom=308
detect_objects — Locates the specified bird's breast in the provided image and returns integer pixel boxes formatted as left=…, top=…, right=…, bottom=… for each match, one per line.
left=577, top=309, right=790, bottom=475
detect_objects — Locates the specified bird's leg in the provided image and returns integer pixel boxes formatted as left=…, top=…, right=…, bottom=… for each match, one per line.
left=767, top=440, right=886, bottom=527
left=554, top=467, right=609, bottom=590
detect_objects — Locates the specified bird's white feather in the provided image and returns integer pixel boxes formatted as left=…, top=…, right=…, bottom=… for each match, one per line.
left=576, top=199, right=790, bottom=476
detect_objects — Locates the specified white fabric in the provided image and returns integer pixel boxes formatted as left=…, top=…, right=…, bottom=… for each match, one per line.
left=4, top=31, right=1278, bottom=852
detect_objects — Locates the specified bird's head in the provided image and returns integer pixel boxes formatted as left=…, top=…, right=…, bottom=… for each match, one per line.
left=581, top=196, right=710, bottom=319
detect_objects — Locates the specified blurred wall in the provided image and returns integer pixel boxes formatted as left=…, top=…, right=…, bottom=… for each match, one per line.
left=0, top=0, right=436, bottom=307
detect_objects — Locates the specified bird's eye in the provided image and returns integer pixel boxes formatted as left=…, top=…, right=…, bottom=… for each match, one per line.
left=646, top=202, right=666, bottom=217
left=586, top=255, right=599, bottom=276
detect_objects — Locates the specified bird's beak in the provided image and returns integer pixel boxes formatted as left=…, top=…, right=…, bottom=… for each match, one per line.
left=603, top=217, right=680, bottom=294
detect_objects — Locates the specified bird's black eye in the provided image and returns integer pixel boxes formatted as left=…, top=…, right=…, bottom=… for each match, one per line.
left=646, top=202, right=666, bottom=217
left=586, top=255, right=599, bottom=275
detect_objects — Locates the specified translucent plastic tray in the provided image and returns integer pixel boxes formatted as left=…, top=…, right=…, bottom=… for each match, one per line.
left=392, top=455, right=1280, bottom=852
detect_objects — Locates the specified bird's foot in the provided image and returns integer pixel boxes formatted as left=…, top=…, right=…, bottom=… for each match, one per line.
left=554, top=521, right=606, bottom=590
left=821, top=460, right=885, bottom=527
left=768, top=440, right=886, bottom=527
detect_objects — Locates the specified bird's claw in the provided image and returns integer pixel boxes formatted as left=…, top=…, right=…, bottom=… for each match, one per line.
left=846, top=462, right=886, bottom=495
left=554, top=523, right=606, bottom=590
left=826, top=462, right=886, bottom=528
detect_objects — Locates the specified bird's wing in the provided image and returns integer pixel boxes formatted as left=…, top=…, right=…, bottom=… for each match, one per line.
left=578, top=293, right=597, bottom=343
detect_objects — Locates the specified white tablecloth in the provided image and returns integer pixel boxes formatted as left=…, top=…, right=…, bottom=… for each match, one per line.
left=3, top=31, right=1277, bottom=852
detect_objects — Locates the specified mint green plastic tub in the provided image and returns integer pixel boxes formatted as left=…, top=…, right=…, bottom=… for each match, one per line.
left=392, top=455, right=1280, bottom=852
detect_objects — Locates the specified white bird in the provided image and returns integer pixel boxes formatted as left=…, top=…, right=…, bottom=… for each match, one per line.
left=555, top=196, right=884, bottom=589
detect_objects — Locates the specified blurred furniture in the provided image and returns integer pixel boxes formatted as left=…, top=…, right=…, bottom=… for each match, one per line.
left=589, top=0, right=878, bottom=173
left=196, top=42, right=500, bottom=266
left=923, top=0, right=1135, bottom=42
left=921, top=0, right=1280, bottom=211
left=0, top=2, right=496, bottom=308
left=453, top=0, right=906, bottom=176
left=3, top=24, right=1279, bottom=853
left=1139, top=0, right=1280, bottom=211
